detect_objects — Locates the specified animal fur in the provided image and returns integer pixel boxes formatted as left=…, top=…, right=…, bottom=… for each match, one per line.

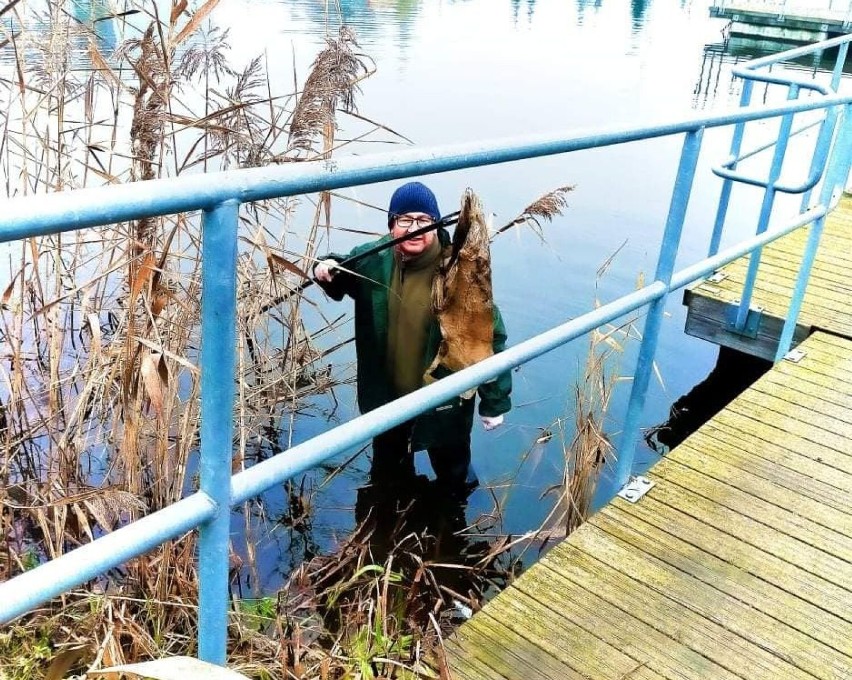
left=424, top=188, right=494, bottom=396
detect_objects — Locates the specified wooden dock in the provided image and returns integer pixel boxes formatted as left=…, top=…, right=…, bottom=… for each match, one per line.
left=684, top=192, right=852, bottom=361
left=710, top=1, right=852, bottom=42
left=444, top=196, right=852, bottom=678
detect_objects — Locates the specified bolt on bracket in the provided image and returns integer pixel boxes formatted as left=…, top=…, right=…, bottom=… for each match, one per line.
left=617, top=476, right=656, bottom=503
left=724, top=299, right=764, bottom=339
left=784, top=348, right=806, bottom=363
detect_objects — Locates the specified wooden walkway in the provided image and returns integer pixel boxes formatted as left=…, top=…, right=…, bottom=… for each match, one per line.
left=445, top=196, right=852, bottom=679
left=711, top=0, right=852, bottom=24
left=710, top=1, right=852, bottom=41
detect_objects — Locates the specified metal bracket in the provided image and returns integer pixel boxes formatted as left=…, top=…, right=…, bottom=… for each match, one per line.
left=724, top=299, right=763, bottom=339
left=784, top=348, right=806, bottom=363
left=617, top=476, right=656, bottom=503
left=707, top=271, right=727, bottom=284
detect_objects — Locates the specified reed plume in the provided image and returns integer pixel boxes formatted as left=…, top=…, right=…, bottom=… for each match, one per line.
left=494, top=184, right=575, bottom=238
left=288, top=25, right=368, bottom=155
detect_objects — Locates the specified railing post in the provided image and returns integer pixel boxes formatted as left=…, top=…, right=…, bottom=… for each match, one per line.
left=708, top=80, right=753, bottom=257
left=801, top=41, right=849, bottom=211
left=776, top=102, right=852, bottom=361
left=615, top=129, right=703, bottom=490
left=198, top=199, right=240, bottom=664
left=734, top=83, right=799, bottom=330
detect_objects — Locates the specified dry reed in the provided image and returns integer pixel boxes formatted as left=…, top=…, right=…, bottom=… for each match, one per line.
left=0, top=3, right=385, bottom=677
left=0, top=4, right=584, bottom=677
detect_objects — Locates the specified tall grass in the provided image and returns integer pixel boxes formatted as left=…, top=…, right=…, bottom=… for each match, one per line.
left=533, top=246, right=643, bottom=541
left=0, top=1, right=394, bottom=675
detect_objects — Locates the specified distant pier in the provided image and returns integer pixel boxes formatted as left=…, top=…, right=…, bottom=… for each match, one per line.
left=711, top=0, right=852, bottom=42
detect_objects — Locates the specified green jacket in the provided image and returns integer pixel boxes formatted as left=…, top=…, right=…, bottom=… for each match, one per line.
left=319, top=229, right=512, bottom=450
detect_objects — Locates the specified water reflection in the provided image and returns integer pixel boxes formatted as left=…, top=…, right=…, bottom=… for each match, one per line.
left=291, top=0, right=422, bottom=50
left=355, top=472, right=471, bottom=566
left=694, top=34, right=852, bottom=107
left=575, top=0, right=602, bottom=26
left=645, top=348, right=770, bottom=454
left=69, top=0, right=116, bottom=52
left=630, top=0, right=650, bottom=33
left=1, top=1, right=136, bottom=69
left=510, top=0, right=539, bottom=24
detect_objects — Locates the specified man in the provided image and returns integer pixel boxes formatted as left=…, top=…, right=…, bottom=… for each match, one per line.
left=314, top=181, right=512, bottom=492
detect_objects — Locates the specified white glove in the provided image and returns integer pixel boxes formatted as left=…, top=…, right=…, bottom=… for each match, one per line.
left=313, top=258, right=339, bottom=283
left=481, top=414, right=504, bottom=431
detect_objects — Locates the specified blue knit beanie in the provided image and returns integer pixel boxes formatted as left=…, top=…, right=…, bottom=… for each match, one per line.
left=387, top=182, right=440, bottom=228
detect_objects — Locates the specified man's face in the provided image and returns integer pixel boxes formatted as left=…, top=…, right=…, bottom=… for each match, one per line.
left=392, top=212, right=436, bottom=258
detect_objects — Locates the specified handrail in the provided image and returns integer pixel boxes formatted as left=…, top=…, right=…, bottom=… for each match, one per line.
left=0, top=96, right=847, bottom=242
left=0, top=34, right=850, bottom=668
left=707, top=33, right=852, bottom=343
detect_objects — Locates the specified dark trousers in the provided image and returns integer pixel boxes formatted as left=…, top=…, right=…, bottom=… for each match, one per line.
left=355, top=423, right=477, bottom=567
left=370, top=422, right=475, bottom=489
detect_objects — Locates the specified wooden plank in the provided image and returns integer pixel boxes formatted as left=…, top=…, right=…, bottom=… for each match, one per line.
left=544, top=542, right=818, bottom=680
left=684, top=315, right=783, bottom=362
left=442, top=641, right=503, bottom=680
left=771, top=360, right=852, bottom=401
left=479, top=590, right=666, bottom=680
left=445, top=630, right=519, bottom=680
left=672, top=437, right=852, bottom=521
left=567, top=523, right=852, bottom=679
left=758, top=369, right=852, bottom=414
left=591, top=507, right=852, bottom=657
left=650, top=458, right=852, bottom=563
left=639, top=478, right=852, bottom=592
left=712, top=408, right=852, bottom=475
left=736, top=388, right=852, bottom=443
left=808, top=331, right=852, bottom=354
left=784, top=336, right=852, bottom=379
left=718, top=261, right=852, bottom=305
left=610, top=494, right=852, bottom=623
left=464, top=612, right=588, bottom=680
left=725, top=397, right=852, bottom=457
left=744, top=373, right=852, bottom=426
left=690, top=420, right=852, bottom=499
left=514, top=564, right=744, bottom=680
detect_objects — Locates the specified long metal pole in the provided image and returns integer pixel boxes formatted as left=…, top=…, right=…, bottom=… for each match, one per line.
left=0, top=97, right=848, bottom=243
left=198, top=199, right=240, bottom=664
left=615, top=129, right=703, bottom=489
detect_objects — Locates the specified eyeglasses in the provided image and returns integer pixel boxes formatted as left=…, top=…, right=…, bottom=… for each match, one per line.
left=394, top=215, right=436, bottom=229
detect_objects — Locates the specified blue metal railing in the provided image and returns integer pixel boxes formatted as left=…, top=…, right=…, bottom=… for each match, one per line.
left=709, top=34, right=851, bottom=356
left=0, top=36, right=851, bottom=667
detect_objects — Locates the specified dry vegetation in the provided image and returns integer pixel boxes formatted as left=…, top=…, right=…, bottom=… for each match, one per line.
left=0, top=1, right=608, bottom=677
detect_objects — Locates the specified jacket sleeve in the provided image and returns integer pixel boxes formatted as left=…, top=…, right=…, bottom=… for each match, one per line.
left=313, top=248, right=359, bottom=301
left=314, top=236, right=390, bottom=301
left=478, top=305, right=512, bottom=417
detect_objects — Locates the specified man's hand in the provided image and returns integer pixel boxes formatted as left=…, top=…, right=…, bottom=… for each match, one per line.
left=481, top=414, right=504, bottom=431
left=314, top=259, right=339, bottom=283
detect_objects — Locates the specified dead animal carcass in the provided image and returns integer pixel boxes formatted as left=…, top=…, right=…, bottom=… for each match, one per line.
left=424, top=188, right=494, bottom=396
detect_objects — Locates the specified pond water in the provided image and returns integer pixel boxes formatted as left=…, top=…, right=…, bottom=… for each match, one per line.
left=5, top=0, right=850, bottom=592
